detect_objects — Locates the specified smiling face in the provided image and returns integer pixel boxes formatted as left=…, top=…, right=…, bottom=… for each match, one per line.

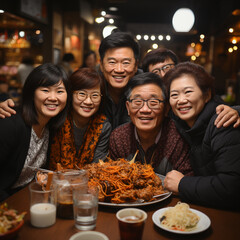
left=100, top=47, right=138, bottom=90
left=34, top=81, right=67, bottom=124
left=169, top=75, right=211, bottom=127
left=72, top=84, right=101, bottom=126
left=126, top=83, right=165, bottom=136
left=148, top=58, right=175, bottom=78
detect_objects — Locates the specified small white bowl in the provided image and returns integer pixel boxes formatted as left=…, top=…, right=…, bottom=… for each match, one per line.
left=69, top=231, right=109, bottom=240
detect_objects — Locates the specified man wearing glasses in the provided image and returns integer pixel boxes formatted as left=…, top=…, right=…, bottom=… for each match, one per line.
left=141, top=48, right=178, bottom=78
left=141, top=48, right=240, bottom=128
left=109, top=72, right=193, bottom=176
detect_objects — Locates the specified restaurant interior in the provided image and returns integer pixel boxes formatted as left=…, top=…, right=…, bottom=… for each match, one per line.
left=0, top=0, right=240, bottom=105
left=1, top=1, right=240, bottom=240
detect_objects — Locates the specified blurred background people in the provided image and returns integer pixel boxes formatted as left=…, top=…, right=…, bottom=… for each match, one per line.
left=59, top=53, right=76, bottom=77
left=80, top=50, right=98, bottom=70
left=17, top=55, right=34, bottom=86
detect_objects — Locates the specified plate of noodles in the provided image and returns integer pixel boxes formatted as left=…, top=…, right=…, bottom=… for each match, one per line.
left=152, top=202, right=211, bottom=234
left=83, top=159, right=172, bottom=207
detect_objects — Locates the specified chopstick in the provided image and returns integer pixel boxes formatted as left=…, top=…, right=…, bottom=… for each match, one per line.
left=27, top=166, right=53, bottom=173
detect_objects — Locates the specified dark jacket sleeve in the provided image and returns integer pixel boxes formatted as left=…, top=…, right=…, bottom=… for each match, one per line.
left=179, top=116, right=240, bottom=209
left=0, top=115, right=30, bottom=201
left=93, top=119, right=112, bottom=162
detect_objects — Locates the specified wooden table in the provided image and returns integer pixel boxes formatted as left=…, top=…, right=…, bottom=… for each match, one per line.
left=3, top=186, right=240, bottom=240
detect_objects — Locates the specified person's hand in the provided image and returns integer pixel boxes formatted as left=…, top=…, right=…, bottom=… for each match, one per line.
left=215, top=104, right=240, bottom=128
left=164, top=170, right=184, bottom=194
left=0, top=99, right=16, bottom=119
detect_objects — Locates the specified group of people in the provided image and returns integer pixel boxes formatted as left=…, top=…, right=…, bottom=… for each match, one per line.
left=1, top=31, right=240, bottom=210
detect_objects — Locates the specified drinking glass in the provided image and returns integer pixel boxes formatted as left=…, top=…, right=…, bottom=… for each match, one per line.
left=29, top=182, right=57, bottom=228
left=116, top=208, right=147, bottom=240
left=73, top=186, right=99, bottom=230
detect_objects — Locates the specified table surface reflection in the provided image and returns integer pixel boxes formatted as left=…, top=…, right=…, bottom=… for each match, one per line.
left=3, top=186, right=240, bottom=240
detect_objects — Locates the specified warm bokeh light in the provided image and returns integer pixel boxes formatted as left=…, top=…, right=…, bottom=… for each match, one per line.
left=102, top=25, right=117, bottom=38
left=195, top=52, right=200, bottom=57
left=232, top=39, right=237, bottom=44
left=109, top=18, right=114, bottom=24
left=144, top=35, right=149, bottom=40
left=228, top=47, right=233, bottom=53
left=136, top=35, right=141, bottom=40
left=172, top=8, right=195, bottom=32
left=0, top=9, right=4, bottom=13
left=101, top=11, right=106, bottom=16
left=191, top=42, right=195, bottom=47
left=191, top=55, right=196, bottom=61
left=152, top=43, right=158, bottom=49
left=200, top=38, right=204, bottom=43
left=200, top=34, right=205, bottom=39
left=95, top=17, right=105, bottom=23
left=19, top=31, right=25, bottom=37
left=151, top=35, right=156, bottom=41
left=166, top=35, right=171, bottom=41
left=229, top=28, right=234, bottom=33
left=36, top=30, right=41, bottom=35
left=158, top=35, right=163, bottom=41
left=233, top=46, right=238, bottom=51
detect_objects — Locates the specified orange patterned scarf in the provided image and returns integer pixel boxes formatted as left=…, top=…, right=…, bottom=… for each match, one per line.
left=49, top=113, right=107, bottom=170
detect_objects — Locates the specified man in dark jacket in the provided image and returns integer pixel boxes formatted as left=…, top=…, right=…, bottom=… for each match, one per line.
left=99, top=31, right=142, bottom=129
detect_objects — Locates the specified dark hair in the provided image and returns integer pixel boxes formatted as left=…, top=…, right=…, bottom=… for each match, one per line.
left=21, top=56, right=34, bottom=65
left=62, top=53, right=75, bottom=62
left=99, top=31, right=140, bottom=62
left=22, top=63, right=69, bottom=130
left=69, top=68, right=105, bottom=113
left=164, top=62, right=215, bottom=99
left=125, top=72, right=166, bottom=101
left=142, top=48, right=178, bottom=72
left=80, top=51, right=97, bottom=68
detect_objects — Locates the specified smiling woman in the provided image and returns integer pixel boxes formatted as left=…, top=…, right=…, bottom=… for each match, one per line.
left=49, top=68, right=112, bottom=171
left=164, top=62, right=240, bottom=209
left=0, top=63, right=69, bottom=201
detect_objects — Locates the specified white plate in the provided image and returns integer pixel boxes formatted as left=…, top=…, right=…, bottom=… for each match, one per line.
left=98, top=174, right=171, bottom=208
left=152, top=207, right=211, bottom=234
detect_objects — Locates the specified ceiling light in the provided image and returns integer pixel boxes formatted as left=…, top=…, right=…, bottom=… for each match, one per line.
left=152, top=43, right=158, bottom=49
left=158, top=35, right=163, bottom=41
left=95, top=17, right=105, bottom=23
left=101, top=11, right=106, bottom=16
left=102, top=25, right=117, bottom=38
left=172, top=8, right=195, bottom=32
left=109, top=7, right=118, bottom=11
left=144, top=35, right=149, bottom=40
left=109, top=18, right=114, bottom=24
left=232, top=39, right=237, bottom=44
left=166, top=35, right=171, bottom=41
left=151, top=35, right=156, bottom=41
left=200, top=34, right=205, bottom=39
left=136, top=35, right=141, bottom=40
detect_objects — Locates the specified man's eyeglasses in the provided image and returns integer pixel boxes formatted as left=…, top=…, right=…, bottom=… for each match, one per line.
left=75, top=91, right=102, bottom=103
left=128, top=98, right=164, bottom=110
left=152, top=64, right=175, bottom=75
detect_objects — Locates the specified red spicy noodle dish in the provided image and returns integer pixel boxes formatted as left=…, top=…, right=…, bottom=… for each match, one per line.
left=83, top=158, right=166, bottom=204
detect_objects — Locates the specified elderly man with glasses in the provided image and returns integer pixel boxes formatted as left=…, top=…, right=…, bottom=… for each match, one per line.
left=109, top=72, right=193, bottom=176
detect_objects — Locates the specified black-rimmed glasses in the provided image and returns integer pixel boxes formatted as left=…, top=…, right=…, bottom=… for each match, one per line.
left=75, top=91, right=102, bottom=103
left=152, top=64, right=175, bottom=75
left=128, top=98, right=164, bottom=109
